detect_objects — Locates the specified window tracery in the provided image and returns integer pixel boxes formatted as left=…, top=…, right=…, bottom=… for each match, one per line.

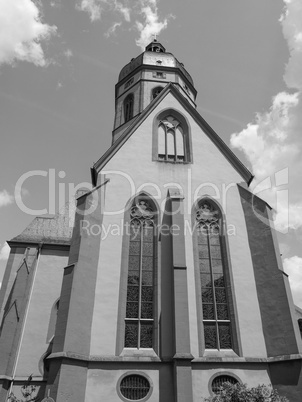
left=125, top=199, right=156, bottom=349
left=158, top=115, right=185, bottom=162
left=195, top=200, right=232, bottom=350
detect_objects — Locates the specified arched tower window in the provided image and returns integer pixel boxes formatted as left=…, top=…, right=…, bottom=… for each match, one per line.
left=152, top=86, right=163, bottom=100
left=195, top=200, right=233, bottom=350
left=157, top=115, right=186, bottom=162
left=124, top=94, right=134, bottom=123
left=298, top=319, right=302, bottom=337
left=124, top=198, right=157, bottom=349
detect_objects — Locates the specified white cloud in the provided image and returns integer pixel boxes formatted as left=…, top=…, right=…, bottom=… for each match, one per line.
left=230, top=92, right=299, bottom=179
left=0, top=243, right=10, bottom=261
left=76, top=0, right=130, bottom=22
left=283, top=256, right=302, bottom=308
left=135, top=2, right=173, bottom=51
left=0, top=0, right=56, bottom=67
left=105, top=22, right=122, bottom=38
left=76, top=0, right=172, bottom=49
left=77, top=0, right=102, bottom=22
left=230, top=0, right=302, bottom=234
left=114, top=1, right=130, bottom=22
left=50, top=0, right=61, bottom=8
left=0, top=190, right=14, bottom=207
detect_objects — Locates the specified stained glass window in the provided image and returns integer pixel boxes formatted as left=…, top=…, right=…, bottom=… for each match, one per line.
left=125, top=199, right=155, bottom=349
left=196, top=200, right=233, bottom=350
left=158, top=115, right=185, bottom=162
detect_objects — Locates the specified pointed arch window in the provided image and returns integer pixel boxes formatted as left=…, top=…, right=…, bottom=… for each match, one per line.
left=124, top=94, right=134, bottom=123
left=158, top=115, right=186, bottom=162
left=195, top=200, right=233, bottom=350
left=124, top=199, right=156, bottom=349
left=152, top=86, right=163, bottom=100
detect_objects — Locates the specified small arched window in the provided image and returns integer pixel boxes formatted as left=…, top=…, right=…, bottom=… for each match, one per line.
left=195, top=200, right=233, bottom=350
left=152, top=86, right=163, bottom=100
left=124, top=94, right=134, bottom=123
left=124, top=197, right=157, bottom=349
left=298, top=319, right=302, bottom=337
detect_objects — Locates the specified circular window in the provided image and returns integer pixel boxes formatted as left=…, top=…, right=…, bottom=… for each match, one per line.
left=119, top=374, right=151, bottom=401
left=212, top=375, right=239, bottom=394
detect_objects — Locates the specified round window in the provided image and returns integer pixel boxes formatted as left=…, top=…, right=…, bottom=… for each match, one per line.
left=120, top=374, right=151, bottom=401
left=212, top=375, right=239, bottom=394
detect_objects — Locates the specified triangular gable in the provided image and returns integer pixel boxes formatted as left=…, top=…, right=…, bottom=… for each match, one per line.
left=92, top=83, right=253, bottom=185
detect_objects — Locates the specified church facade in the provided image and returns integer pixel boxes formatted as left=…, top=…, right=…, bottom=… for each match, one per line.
left=0, top=40, right=302, bottom=402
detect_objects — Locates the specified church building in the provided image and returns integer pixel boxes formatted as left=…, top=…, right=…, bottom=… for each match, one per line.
left=0, top=40, right=302, bottom=402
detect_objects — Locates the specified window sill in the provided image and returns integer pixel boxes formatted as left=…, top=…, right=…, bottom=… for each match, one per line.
left=203, top=349, right=239, bottom=358
left=155, top=159, right=191, bottom=164
left=120, top=348, right=160, bottom=361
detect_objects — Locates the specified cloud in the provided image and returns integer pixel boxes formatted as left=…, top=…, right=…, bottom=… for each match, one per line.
left=105, top=22, right=122, bottom=38
left=77, top=0, right=102, bottom=21
left=50, top=0, right=61, bottom=8
left=283, top=256, right=302, bottom=307
left=77, top=0, right=130, bottom=23
left=135, top=2, right=173, bottom=51
left=0, top=0, right=57, bottom=67
left=230, top=0, right=302, bottom=234
left=0, top=243, right=10, bottom=261
left=76, top=0, right=172, bottom=49
left=0, top=190, right=14, bottom=207
left=114, top=1, right=130, bottom=22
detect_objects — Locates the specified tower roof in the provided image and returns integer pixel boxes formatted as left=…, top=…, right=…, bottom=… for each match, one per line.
left=118, top=39, right=194, bottom=86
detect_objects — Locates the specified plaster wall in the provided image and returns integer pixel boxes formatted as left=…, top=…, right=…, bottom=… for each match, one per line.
left=115, top=81, right=141, bottom=128
left=15, top=249, right=68, bottom=376
left=89, top=92, right=267, bottom=358
left=141, top=79, right=169, bottom=109
left=85, top=365, right=174, bottom=402
left=0, top=247, right=28, bottom=323
left=116, top=71, right=141, bottom=98
left=192, top=365, right=271, bottom=400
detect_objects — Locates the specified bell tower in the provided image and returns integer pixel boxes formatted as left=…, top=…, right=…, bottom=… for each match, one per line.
left=112, top=39, right=198, bottom=142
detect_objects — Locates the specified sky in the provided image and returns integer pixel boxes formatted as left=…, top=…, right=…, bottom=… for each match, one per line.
left=0, top=0, right=302, bottom=306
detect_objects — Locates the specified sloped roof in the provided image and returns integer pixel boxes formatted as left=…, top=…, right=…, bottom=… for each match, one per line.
left=93, top=83, right=253, bottom=185
left=10, top=199, right=76, bottom=245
